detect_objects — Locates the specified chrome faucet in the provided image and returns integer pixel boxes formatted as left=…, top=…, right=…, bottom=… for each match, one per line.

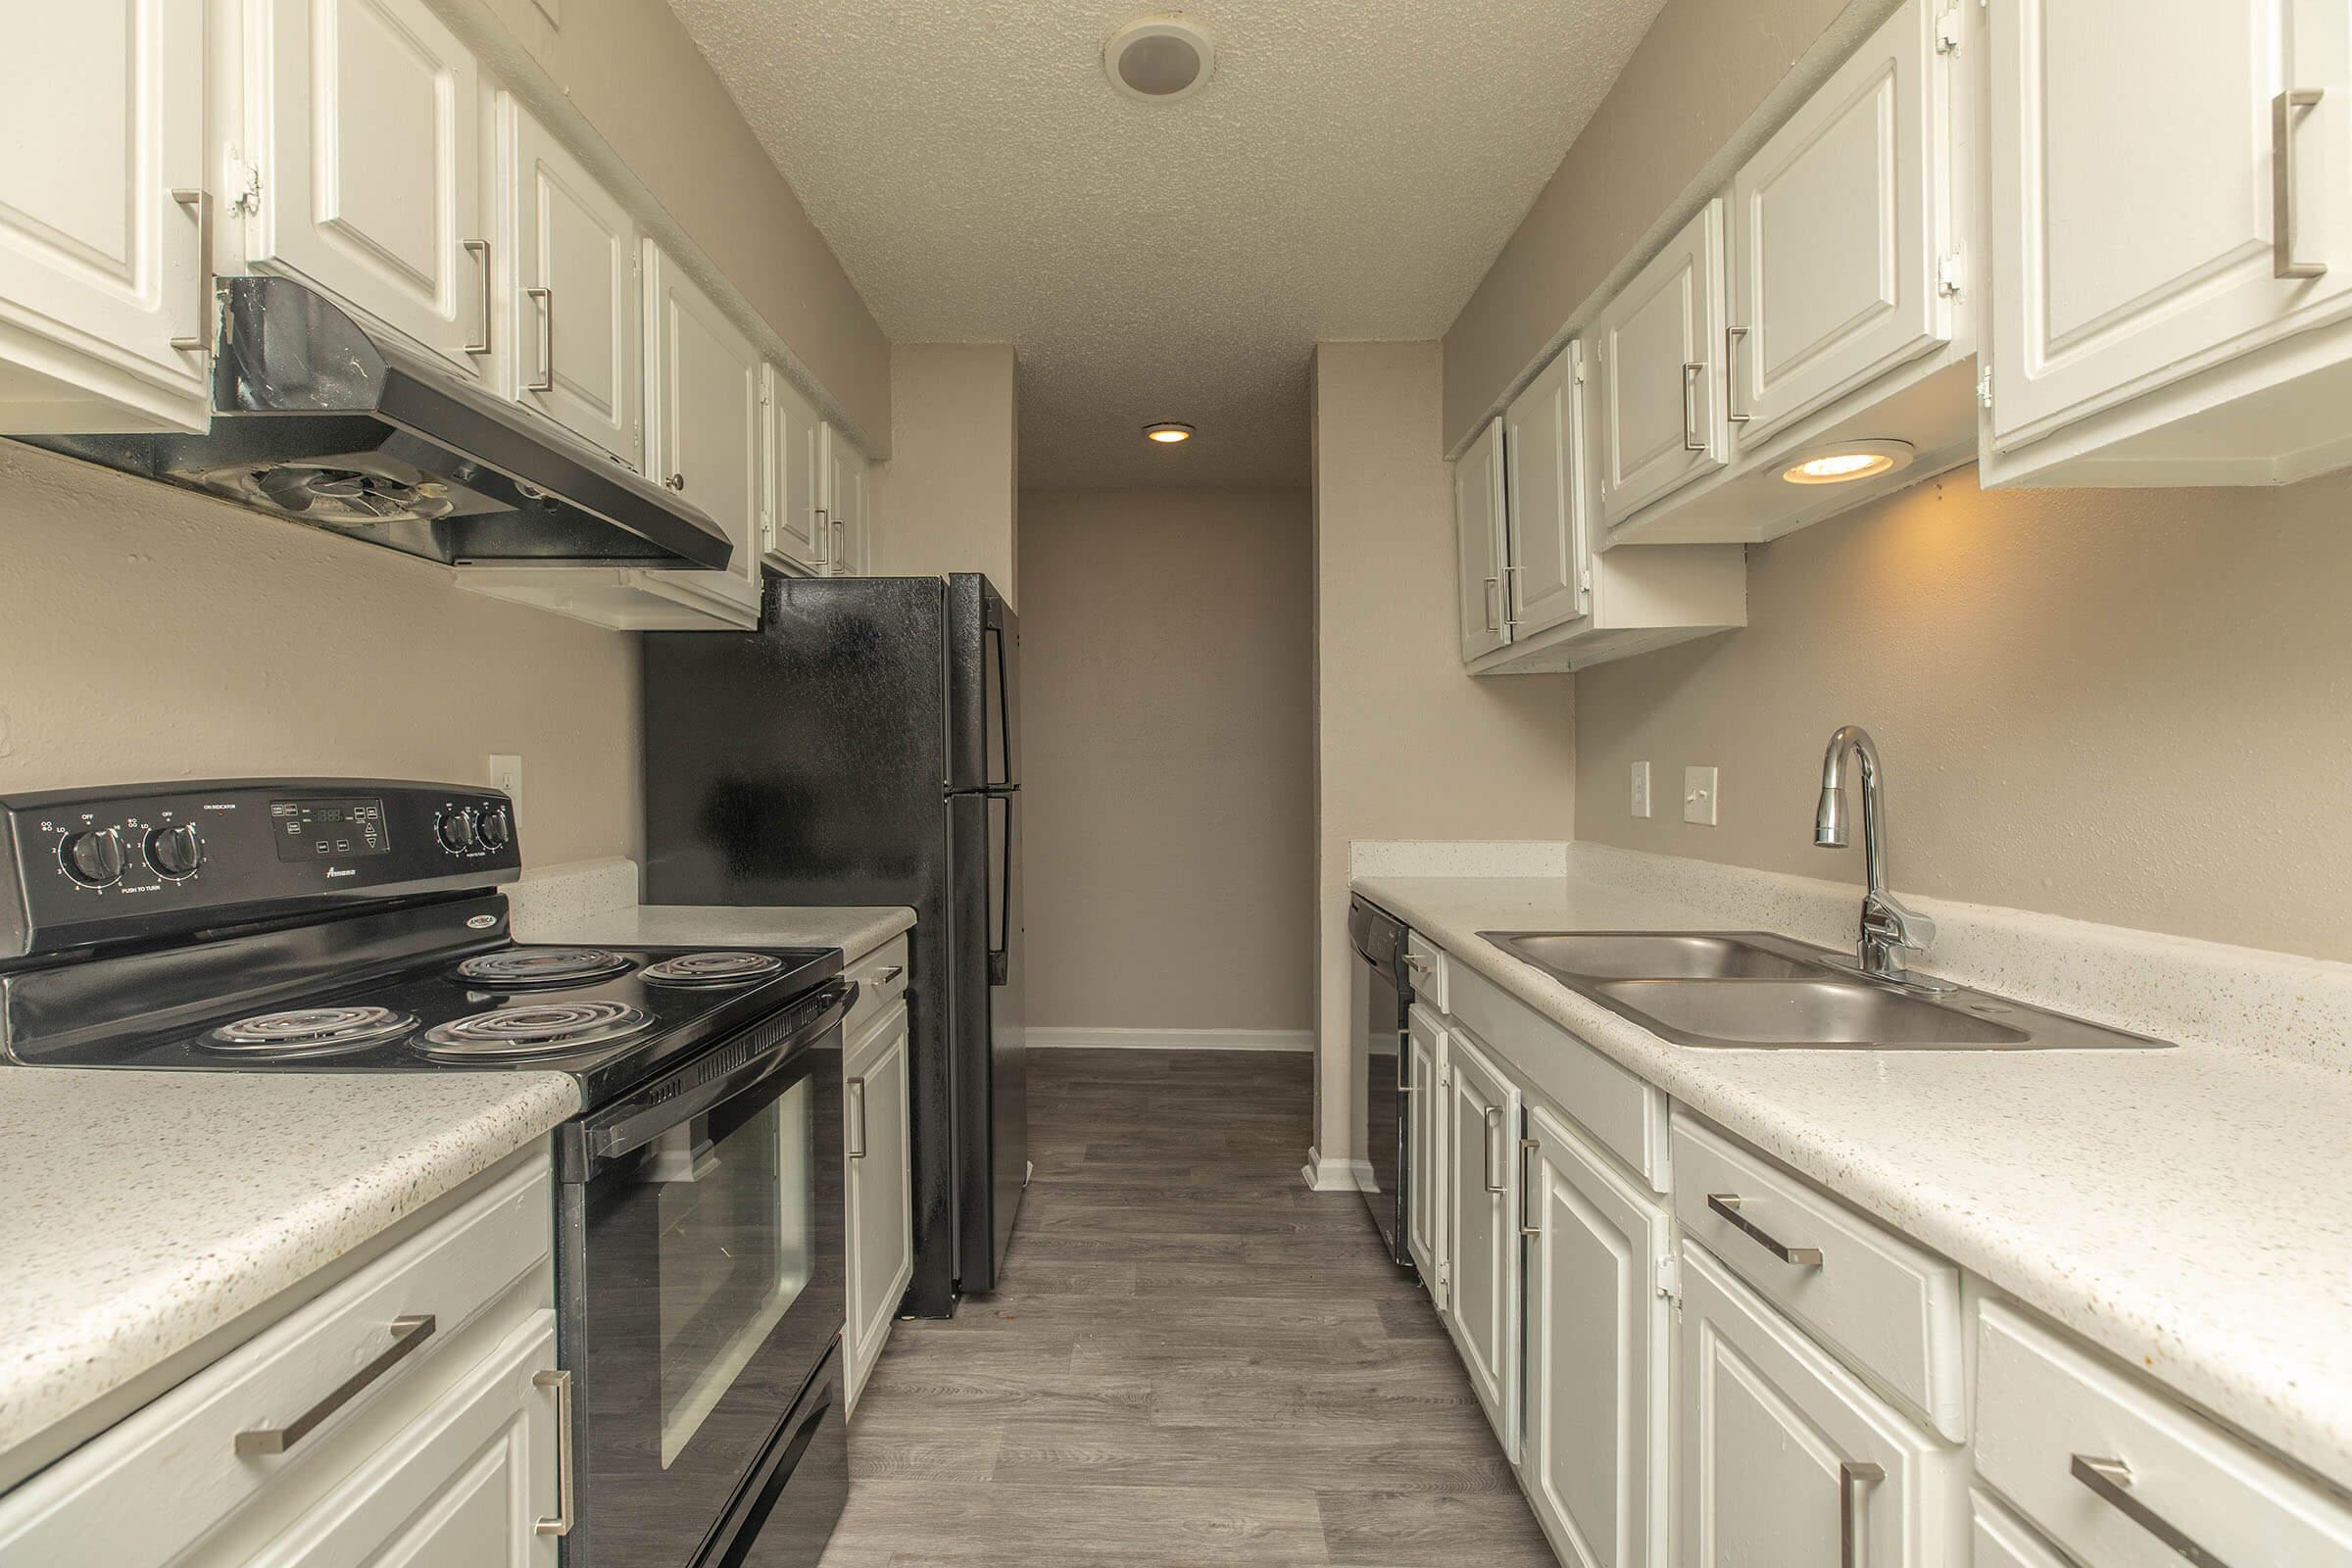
left=1813, top=725, right=1947, bottom=990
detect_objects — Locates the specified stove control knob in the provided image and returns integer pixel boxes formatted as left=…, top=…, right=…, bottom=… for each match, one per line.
left=475, top=804, right=513, bottom=851
left=144, top=822, right=206, bottom=880
left=437, top=807, right=480, bottom=854
left=61, top=828, right=124, bottom=888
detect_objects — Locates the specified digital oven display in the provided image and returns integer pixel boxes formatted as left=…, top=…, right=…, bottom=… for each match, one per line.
left=270, top=797, right=390, bottom=861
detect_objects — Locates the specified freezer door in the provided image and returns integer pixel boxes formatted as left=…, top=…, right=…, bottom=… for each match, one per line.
left=950, top=788, right=1026, bottom=1291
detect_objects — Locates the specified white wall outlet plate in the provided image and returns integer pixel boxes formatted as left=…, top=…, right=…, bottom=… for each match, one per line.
left=1684, top=765, right=1718, bottom=826
left=488, top=754, right=523, bottom=822
left=1631, top=760, right=1652, bottom=819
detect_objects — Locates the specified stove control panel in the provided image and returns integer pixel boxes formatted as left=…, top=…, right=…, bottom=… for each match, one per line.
left=0, top=780, right=520, bottom=960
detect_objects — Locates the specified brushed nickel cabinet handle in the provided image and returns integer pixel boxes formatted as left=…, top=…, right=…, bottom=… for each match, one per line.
left=1501, top=563, right=1522, bottom=630
left=1483, top=1104, right=1504, bottom=1195
left=832, top=516, right=847, bottom=573
left=1517, top=1138, right=1540, bottom=1236
left=665, top=472, right=686, bottom=492
left=169, top=188, right=211, bottom=352
left=2274, top=90, right=2327, bottom=280
left=1483, top=575, right=1500, bottom=633
left=1706, top=1193, right=1823, bottom=1267
left=235, top=1314, right=436, bottom=1454
left=464, top=239, right=492, bottom=355
left=523, top=286, right=554, bottom=392
left=847, top=1075, right=868, bottom=1159
left=1839, top=1459, right=1884, bottom=1568
left=533, top=1368, right=575, bottom=1537
left=874, top=964, right=905, bottom=983
left=1682, top=361, right=1706, bottom=451
left=1725, top=326, right=1751, bottom=423
left=2072, top=1454, right=2230, bottom=1567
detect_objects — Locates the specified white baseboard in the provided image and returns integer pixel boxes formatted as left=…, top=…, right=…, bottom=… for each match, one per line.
left=1300, top=1146, right=1372, bottom=1192
left=1028, top=1026, right=1314, bottom=1054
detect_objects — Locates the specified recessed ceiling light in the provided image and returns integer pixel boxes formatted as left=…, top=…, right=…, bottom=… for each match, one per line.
left=1144, top=422, right=1195, bottom=444
left=1780, top=438, right=1916, bottom=486
left=1104, top=17, right=1215, bottom=104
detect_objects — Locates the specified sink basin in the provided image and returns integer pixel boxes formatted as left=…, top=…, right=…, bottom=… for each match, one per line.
left=1592, top=978, right=2030, bottom=1047
left=1490, top=932, right=1822, bottom=980
left=1476, top=928, right=2170, bottom=1051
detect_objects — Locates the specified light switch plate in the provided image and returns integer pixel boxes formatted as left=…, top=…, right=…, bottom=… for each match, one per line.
left=488, top=754, right=522, bottom=824
left=1631, top=760, right=1652, bottom=819
left=1684, top=765, right=1718, bottom=826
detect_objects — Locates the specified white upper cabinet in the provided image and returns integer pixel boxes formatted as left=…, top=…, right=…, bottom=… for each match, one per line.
left=824, top=422, right=866, bottom=575
left=642, top=238, right=761, bottom=621
left=1984, top=0, right=2352, bottom=484
left=761, top=368, right=826, bottom=574
left=0, top=2, right=210, bottom=432
left=498, top=96, right=639, bottom=466
left=1454, top=416, right=1509, bottom=661
left=1502, top=344, right=1590, bottom=639
left=243, top=0, right=490, bottom=374
left=1593, top=200, right=1728, bottom=526
left=1729, top=0, right=1952, bottom=447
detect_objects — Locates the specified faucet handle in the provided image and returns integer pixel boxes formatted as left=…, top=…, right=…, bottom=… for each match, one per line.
left=1862, top=892, right=1936, bottom=955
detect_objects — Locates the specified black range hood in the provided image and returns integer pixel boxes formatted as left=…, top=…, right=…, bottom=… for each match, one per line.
left=25, top=275, right=731, bottom=571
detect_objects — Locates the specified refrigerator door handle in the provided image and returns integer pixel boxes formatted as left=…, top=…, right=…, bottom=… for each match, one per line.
left=983, top=620, right=1015, bottom=791
left=987, top=790, right=1013, bottom=987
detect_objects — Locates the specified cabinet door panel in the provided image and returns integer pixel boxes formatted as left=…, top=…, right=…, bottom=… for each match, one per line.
left=0, top=1, right=208, bottom=413
left=249, top=0, right=485, bottom=368
left=846, top=1004, right=913, bottom=1412
left=1404, top=1006, right=1446, bottom=1295
left=1523, top=1104, right=1669, bottom=1568
left=1440, top=1029, right=1519, bottom=1458
left=762, top=369, right=825, bottom=572
left=644, top=240, right=760, bottom=614
left=1990, top=0, right=2352, bottom=447
left=1596, top=201, right=1727, bottom=526
left=1503, top=345, right=1589, bottom=639
left=1678, top=1244, right=1954, bottom=1568
left=1454, top=416, right=1508, bottom=661
left=1732, top=0, right=1947, bottom=445
left=504, top=98, right=638, bottom=465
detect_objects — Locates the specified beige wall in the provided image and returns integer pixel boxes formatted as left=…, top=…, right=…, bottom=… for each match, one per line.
left=463, top=0, right=891, bottom=442
left=0, top=444, right=640, bottom=869
left=869, top=345, right=1020, bottom=602
left=1313, top=342, right=1579, bottom=1160
left=1017, top=488, right=1315, bottom=1032
left=1576, top=467, right=2352, bottom=963
left=1442, top=0, right=1865, bottom=451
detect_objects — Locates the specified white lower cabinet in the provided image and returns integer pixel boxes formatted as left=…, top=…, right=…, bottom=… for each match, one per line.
left=1404, top=1004, right=1447, bottom=1298
left=1520, top=1102, right=1671, bottom=1568
left=1439, top=1028, right=1522, bottom=1459
left=1677, top=1243, right=1959, bottom=1567
left=844, top=1000, right=913, bottom=1414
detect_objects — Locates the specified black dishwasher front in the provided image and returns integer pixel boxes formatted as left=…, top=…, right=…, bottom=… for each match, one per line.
left=1349, top=896, right=1414, bottom=1268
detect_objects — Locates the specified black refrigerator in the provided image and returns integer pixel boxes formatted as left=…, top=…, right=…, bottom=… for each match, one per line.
left=640, top=572, right=1025, bottom=1316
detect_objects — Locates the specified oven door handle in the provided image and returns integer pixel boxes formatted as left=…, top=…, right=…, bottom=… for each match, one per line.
left=582, top=980, right=855, bottom=1171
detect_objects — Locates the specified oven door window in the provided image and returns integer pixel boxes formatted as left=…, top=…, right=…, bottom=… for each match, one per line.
left=656, top=1079, right=815, bottom=1464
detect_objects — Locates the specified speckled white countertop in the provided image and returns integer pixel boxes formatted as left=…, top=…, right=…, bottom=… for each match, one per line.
left=1353, top=854, right=2352, bottom=1488
left=0, top=1070, right=576, bottom=1464
left=519, top=902, right=914, bottom=961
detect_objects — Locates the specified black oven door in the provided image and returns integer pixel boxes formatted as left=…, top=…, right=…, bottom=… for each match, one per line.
left=558, top=981, right=850, bottom=1568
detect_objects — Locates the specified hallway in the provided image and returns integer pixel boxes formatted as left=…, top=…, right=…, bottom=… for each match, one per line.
left=817, top=1048, right=1553, bottom=1567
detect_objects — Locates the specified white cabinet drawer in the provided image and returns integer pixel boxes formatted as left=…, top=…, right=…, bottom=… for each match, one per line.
left=1402, top=931, right=1446, bottom=1014
left=1972, top=1489, right=2076, bottom=1568
left=845, top=933, right=910, bottom=1042
left=1976, top=1301, right=2352, bottom=1568
left=0, top=1158, right=553, bottom=1566
left=1446, top=961, right=1665, bottom=1190
left=1670, top=1112, right=1964, bottom=1440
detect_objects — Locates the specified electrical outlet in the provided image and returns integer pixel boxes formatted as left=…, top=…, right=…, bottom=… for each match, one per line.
left=1684, top=765, right=1719, bottom=826
left=1631, top=760, right=1652, bottom=819
left=487, top=755, right=522, bottom=822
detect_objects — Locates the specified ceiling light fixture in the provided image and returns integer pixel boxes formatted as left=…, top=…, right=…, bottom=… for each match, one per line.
left=1143, top=421, right=1195, bottom=444
left=1780, top=438, right=1916, bottom=486
left=1104, top=16, right=1216, bottom=104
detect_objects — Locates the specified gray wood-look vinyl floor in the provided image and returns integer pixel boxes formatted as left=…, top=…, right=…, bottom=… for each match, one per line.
left=816, top=1048, right=1554, bottom=1568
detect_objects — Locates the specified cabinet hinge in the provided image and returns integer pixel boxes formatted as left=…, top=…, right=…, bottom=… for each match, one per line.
left=1934, top=2, right=1964, bottom=53
left=223, top=150, right=263, bottom=216
left=1977, top=360, right=1995, bottom=411
left=1938, top=249, right=1965, bottom=299
left=1653, top=1253, right=1682, bottom=1302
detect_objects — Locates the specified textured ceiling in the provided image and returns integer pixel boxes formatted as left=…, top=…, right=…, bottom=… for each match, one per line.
left=665, top=0, right=1671, bottom=487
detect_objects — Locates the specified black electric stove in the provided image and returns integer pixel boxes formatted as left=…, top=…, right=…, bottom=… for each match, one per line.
left=0, top=780, right=855, bottom=1568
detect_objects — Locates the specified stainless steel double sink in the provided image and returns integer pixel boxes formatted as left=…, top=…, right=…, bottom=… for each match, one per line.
left=1478, top=931, right=2168, bottom=1051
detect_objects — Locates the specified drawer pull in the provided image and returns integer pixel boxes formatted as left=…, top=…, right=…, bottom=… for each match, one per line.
left=533, top=1369, right=575, bottom=1537
left=2072, top=1453, right=2231, bottom=1568
left=874, top=964, right=906, bottom=983
left=1838, top=1459, right=1884, bottom=1568
left=1706, top=1193, right=1824, bottom=1267
left=234, top=1313, right=436, bottom=1455
left=1483, top=1104, right=1505, bottom=1195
